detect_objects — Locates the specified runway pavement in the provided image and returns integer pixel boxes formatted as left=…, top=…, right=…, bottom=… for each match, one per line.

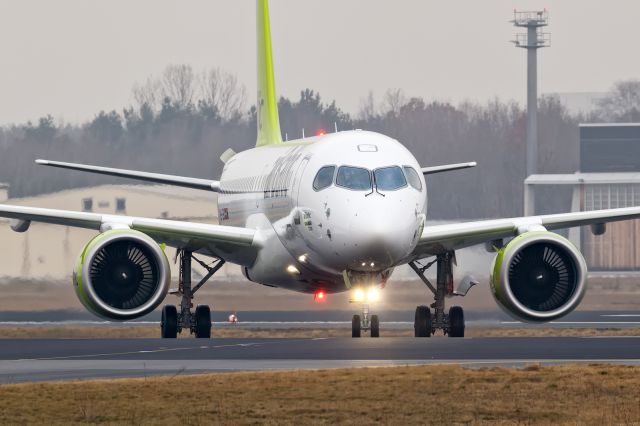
left=1, top=336, right=639, bottom=383
left=2, top=310, right=640, bottom=328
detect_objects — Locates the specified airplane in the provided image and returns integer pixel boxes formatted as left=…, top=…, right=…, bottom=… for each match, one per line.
left=2, top=0, right=640, bottom=339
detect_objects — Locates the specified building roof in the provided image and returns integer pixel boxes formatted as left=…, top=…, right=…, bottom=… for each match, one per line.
left=579, top=123, right=640, bottom=128
left=0, top=183, right=8, bottom=189
left=8, top=184, right=218, bottom=221
left=525, top=172, right=640, bottom=185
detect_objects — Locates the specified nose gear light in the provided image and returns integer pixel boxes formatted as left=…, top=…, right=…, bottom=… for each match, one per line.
left=367, top=287, right=380, bottom=302
left=353, top=288, right=365, bottom=302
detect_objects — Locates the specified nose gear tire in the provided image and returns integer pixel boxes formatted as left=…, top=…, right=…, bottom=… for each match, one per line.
left=352, top=314, right=361, bottom=338
left=371, top=314, right=380, bottom=338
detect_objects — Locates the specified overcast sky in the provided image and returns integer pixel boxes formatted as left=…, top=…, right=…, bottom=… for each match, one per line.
left=0, top=0, right=638, bottom=125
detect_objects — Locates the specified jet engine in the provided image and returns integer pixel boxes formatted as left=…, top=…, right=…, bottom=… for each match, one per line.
left=73, top=230, right=171, bottom=320
left=490, top=231, right=587, bottom=322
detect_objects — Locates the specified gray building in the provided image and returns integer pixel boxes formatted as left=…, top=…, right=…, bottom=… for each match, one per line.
left=0, top=183, right=8, bottom=203
left=525, top=123, right=640, bottom=271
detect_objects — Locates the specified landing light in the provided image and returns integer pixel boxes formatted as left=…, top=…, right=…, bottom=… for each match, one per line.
left=353, top=288, right=365, bottom=302
left=298, top=254, right=308, bottom=263
left=352, top=287, right=380, bottom=303
left=367, top=287, right=380, bottom=303
left=287, top=265, right=300, bottom=275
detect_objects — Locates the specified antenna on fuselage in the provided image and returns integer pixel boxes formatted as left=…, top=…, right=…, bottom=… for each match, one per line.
left=334, top=122, right=338, bottom=133
left=302, top=128, right=305, bottom=139
left=285, top=133, right=288, bottom=141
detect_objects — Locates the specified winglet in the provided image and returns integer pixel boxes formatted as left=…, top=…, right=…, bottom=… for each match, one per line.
left=256, top=0, right=283, bottom=147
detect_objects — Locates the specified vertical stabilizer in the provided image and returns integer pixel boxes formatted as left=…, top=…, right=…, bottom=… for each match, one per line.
left=256, top=0, right=283, bottom=147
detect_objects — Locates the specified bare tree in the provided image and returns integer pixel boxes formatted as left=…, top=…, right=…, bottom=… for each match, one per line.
left=357, top=91, right=378, bottom=121
left=200, top=68, right=247, bottom=121
left=132, top=76, right=162, bottom=111
left=160, top=64, right=196, bottom=110
left=382, top=88, right=407, bottom=117
left=596, top=79, right=640, bottom=122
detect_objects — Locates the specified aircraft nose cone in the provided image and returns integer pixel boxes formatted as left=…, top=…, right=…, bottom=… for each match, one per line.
left=345, top=202, right=418, bottom=269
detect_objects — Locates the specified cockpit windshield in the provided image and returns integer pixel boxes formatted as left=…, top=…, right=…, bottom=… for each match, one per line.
left=374, top=166, right=407, bottom=191
left=313, top=166, right=335, bottom=191
left=314, top=164, right=420, bottom=192
left=336, top=166, right=372, bottom=191
left=403, top=166, right=422, bottom=191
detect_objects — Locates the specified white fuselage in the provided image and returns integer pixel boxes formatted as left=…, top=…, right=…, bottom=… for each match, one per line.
left=217, top=130, right=427, bottom=293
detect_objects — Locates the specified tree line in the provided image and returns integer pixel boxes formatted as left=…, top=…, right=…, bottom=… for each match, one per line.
left=0, top=64, right=638, bottom=219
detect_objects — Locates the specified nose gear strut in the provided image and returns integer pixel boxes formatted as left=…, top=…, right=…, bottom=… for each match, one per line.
left=409, top=251, right=467, bottom=338
left=351, top=303, right=380, bottom=338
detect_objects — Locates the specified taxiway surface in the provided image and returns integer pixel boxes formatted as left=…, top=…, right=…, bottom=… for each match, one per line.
left=1, top=336, right=639, bottom=383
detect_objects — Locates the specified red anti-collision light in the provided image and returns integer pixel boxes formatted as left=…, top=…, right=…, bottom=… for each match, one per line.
left=315, top=290, right=326, bottom=302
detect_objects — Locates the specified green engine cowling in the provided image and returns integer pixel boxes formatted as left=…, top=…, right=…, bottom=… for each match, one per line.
left=73, top=229, right=171, bottom=320
left=490, top=231, right=587, bottom=322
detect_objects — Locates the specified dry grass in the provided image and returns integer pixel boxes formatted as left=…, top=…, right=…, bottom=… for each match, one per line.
left=0, top=364, right=639, bottom=424
left=0, top=325, right=640, bottom=339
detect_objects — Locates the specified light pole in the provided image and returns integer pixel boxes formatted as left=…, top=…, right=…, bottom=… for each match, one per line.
left=512, top=10, right=550, bottom=178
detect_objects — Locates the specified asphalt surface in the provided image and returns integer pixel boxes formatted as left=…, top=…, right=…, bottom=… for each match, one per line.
left=2, top=310, right=640, bottom=328
left=1, top=336, right=640, bottom=383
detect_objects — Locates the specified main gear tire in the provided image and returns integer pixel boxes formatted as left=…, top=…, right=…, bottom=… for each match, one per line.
left=414, top=305, right=432, bottom=338
left=161, top=305, right=178, bottom=338
left=194, top=305, right=212, bottom=339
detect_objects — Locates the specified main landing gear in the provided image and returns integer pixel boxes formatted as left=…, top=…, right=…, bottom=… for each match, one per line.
left=409, top=251, right=474, bottom=338
left=352, top=304, right=380, bottom=338
left=160, top=249, right=225, bottom=339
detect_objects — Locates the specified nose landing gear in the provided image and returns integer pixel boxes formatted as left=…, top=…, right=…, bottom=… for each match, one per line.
left=409, top=251, right=475, bottom=338
left=351, top=304, right=380, bottom=338
left=160, top=249, right=225, bottom=339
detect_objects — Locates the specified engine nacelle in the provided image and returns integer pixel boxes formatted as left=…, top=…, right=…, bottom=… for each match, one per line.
left=73, top=229, right=171, bottom=320
left=490, top=231, right=587, bottom=322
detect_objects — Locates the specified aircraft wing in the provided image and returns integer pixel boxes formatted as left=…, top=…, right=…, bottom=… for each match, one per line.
left=35, top=159, right=221, bottom=192
left=0, top=204, right=259, bottom=265
left=411, top=206, right=640, bottom=258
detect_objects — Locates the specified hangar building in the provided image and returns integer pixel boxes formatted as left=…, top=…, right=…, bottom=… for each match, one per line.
left=525, top=123, right=640, bottom=271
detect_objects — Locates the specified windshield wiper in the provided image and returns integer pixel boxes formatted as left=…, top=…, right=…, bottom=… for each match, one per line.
left=366, top=173, right=385, bottom=197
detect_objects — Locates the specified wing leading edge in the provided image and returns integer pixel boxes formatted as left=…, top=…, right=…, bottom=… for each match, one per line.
left=0, top=204, right=259, bottom=266
left=412, top=206, right=640, bottom=258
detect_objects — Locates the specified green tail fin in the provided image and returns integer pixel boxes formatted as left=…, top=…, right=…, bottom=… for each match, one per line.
left=256, top=0, right=283, bottom=147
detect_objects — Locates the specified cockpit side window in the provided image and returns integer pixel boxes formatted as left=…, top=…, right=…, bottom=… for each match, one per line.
left=313, top=166, right=336, bottom=191
left=403, top=166, right=423, bottom=191
left=336, top=166, right=372, bottom=191
left=374, top=166, right=407, bottom=191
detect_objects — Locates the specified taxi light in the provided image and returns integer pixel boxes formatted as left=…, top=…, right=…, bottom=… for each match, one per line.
left=353, top=288, right=365, bottom=302
left=287, top=265, right=300, bottom=274
left=367, top=287, right=380, bottom=302
left=298, top=254, right=308, bottom=263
